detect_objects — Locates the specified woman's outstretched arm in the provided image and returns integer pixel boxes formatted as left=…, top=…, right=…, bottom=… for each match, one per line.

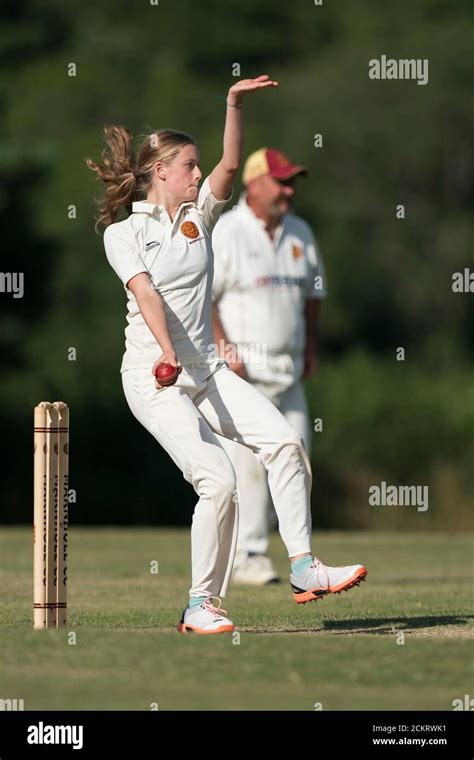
left=209, top=74, right=279, bottom=201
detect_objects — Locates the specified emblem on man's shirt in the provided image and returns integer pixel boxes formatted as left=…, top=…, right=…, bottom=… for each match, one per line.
left=180, top=221, right=200, bottom=239
left=292, top=244, right=303, bottom=260
left=144, top=240, right=160, bottom=252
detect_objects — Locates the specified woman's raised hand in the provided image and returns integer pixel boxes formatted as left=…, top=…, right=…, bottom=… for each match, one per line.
left=227, top=74, right=279, bottom=106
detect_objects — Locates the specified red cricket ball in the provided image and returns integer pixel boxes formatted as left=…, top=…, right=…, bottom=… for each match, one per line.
left=154, top=363, right=180, bottom=387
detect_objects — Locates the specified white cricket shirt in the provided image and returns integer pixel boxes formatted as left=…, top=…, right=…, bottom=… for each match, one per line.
left=211, top=190, right=326, bottom=388
left=104, top=176, right=232, bottom=372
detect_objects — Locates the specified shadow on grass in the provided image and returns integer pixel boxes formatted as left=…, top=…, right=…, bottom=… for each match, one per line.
left=324, top=614, right=474, bottom=635
left=242, top=614, right=473, bottom=635
left=375, top=577, right=473, bottom=585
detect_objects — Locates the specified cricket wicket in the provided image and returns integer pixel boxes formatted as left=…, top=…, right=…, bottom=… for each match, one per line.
left=33, top=401, right=69, bottom=629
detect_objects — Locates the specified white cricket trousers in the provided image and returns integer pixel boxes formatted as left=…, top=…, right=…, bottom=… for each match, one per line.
left=216, top=381, right=312, bottom=556
left=121, top=361, right=312, bottom=599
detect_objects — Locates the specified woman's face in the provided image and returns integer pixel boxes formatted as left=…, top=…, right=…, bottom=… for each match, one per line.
left=158, top=144, right=202, bottom=202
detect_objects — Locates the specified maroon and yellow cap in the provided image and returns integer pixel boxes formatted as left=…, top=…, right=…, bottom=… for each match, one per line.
left=242, top=148, right=307, bottom=185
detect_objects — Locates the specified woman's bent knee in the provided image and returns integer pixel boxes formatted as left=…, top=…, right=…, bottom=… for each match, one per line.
left=191, top=459, right=236, bottom=504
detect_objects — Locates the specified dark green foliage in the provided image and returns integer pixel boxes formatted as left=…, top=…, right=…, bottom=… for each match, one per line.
left=1, top=0, right=472, bottom=525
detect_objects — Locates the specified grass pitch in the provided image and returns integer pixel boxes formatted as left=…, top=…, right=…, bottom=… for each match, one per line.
left=0, top=528, right=472, bottom=710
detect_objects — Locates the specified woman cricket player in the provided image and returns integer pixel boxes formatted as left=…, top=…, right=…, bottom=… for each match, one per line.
left=86, top=75, right=367, bottom=634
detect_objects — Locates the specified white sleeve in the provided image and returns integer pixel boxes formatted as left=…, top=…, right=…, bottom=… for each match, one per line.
left=197, top=176, right=233, bottom=235
left=211, top=220, right=232, bottom=303
left=305, top=231, right=327, bottom=300
left=103, top=223, right=148, bottom=289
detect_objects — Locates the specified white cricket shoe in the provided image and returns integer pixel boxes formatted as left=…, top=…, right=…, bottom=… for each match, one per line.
left=290, top=557, right=367, bottom=604
left=231, top=552, right=281, bottom=586
left=177, top=597, right=235, bottom=634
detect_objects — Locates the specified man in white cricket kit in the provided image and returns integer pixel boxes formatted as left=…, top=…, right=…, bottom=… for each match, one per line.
left=211, top=148, right=326, bottom=585
left=87, top=75, right=367, bottom=635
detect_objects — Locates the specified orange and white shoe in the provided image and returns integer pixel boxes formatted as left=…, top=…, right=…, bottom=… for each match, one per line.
left=291, top=557, right=367, bottom=604
left=177, top=597, right=235, bottom=634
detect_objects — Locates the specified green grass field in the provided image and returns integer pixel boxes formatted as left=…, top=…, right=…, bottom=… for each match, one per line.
left=0, top=528, right=472, bottom=711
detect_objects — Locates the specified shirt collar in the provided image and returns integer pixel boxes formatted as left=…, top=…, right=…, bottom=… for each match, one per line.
left=131, top=199, right=202, bottom=218
left=131, top=201, right=160, bottom=214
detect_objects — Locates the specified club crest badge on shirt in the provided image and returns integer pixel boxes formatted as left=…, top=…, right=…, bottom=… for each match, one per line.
left=180, top=221, right=200, bottom=239
left=292, top=244, right=303, bottom=260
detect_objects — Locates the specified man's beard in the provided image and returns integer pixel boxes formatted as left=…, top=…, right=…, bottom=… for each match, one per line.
left=270, top=197, right=291, bottom=219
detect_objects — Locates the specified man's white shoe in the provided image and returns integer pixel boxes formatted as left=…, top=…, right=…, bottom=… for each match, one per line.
left=232, top=552, right=281, bottom=585
left=177, top=597, right=235, bottom=634
left=291, top=557, right=367, bottom=604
